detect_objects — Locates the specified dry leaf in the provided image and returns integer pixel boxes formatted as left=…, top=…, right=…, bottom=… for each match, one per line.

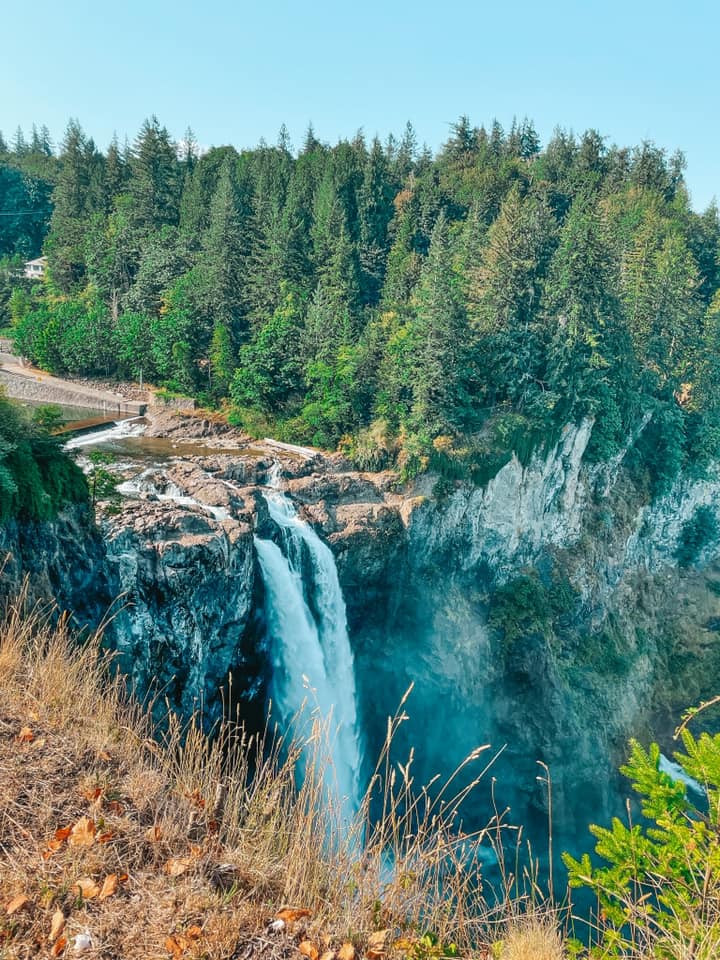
left=118, top=872, right=129, bottom=883
left=74, top=877, right=100, bottom=899
left=320, top=951, right=336, bottom=960
left=51, top=935, right=67, bottom=957
left=366, top=931, right=390, bottom=959
left=68, top=817, right=96, bottom=847
left=17, top=726, right=34, bottom=743
left=83, top=787, right=103, bottom=802
left=6, top=894, right=30, bottom=915
left=338, top=943, right=355, bottom=960
left=163, top=857, right=192, bottom=877
left=186, top=925, right=202, bottom=940
left=299, top=942, right=319, bottom=960
left=99, top=874, right=118, bottom=901
left=49, top=910, right=65, bottom=942
left=276, top=908, right=312, bottom=923
left=54, top=826, right=72, bottom=842
left=97, top=831, right=114, bottom=844
left=97, top=749, right=111, bottom=761
left=165, top=934, right=189, bottom=957
left=106, top=800, right=125, bottom=815
left=185, top=789, right=205, bottom=809
left=145, top=824, right=162, bottom=842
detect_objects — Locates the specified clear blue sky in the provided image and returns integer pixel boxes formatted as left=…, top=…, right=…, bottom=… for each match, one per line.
left=2, top=0, right=717, bottom=210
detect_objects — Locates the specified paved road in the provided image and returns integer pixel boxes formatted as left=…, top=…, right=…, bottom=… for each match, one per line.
left=0, top=352, right=146, bottom=414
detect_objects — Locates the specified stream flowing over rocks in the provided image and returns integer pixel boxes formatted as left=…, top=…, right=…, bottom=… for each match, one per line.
left=6, top=411, right=720, bottom=877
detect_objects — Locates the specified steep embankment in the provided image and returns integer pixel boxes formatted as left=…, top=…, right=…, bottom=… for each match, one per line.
left=0, top=504, right=108, bottom=627
left=284, top=419, right=720, bottom=844
left=5, top=411, right=720, bottom=863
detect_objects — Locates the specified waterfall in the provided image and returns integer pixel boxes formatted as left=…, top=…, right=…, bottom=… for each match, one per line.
left=253, top=466, right=362, bottom=816
left=64, top=417, right=146, bottom=449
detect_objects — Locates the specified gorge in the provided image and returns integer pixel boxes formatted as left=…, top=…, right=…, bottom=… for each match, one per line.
left=4, top=407, right=720, bottom=887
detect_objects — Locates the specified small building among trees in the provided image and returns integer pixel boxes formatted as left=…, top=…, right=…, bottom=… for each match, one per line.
left=23, top=256, right=46, bottom=279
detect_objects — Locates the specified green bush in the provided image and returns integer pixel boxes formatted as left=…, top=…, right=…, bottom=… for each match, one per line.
left=0, top=390, right=88, bottom=521
left=676, top=505, right=719, bottom=568
left=565, top=729, right=720, bottom=958
left=488, top=574, right=553, bottom=646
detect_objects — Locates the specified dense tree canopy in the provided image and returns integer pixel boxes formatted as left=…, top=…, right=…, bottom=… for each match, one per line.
left=2, top=115, right=719, bottom=488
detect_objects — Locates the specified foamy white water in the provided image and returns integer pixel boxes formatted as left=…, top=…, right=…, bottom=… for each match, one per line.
left=116, top=469, right=230, bottom=520
left=254, top=467, right=362, bottom=814
left=64, top=418, right=146, bottom=450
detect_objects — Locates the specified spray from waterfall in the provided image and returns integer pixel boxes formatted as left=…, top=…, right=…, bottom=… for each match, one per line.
left=253, top=462, right=363, bottom=817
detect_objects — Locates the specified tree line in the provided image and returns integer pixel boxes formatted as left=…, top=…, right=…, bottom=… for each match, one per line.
left=1, top=115, right=719, bottom=489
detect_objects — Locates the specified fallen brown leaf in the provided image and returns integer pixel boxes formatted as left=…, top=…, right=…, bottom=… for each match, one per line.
left=54, top=826, right=72, bottom=842
left=276, top=908, right=312, bottom=923
left=165, top=934, right=189, bottom=957
left=163, top=857, right=192, bottom=877
left=338, top=943, right=355, bottom=960
left=366, top=931, right=390, bottom=960
left=83, top=786, right=103, bottom=802
left=320, top=950, right=336, bottom=960
left=97, top=831, right=114, bottom=844
left=99, top=874, right=118, bottom=901
left=50, top=935, right=67, bottom=957
left=49, top=910, right=65, bottom=942
left=97, top=749, right=112, bottom=761
left=68, top=816, right=96, bottom=847
left=186, top=925, right=202, bottom=940
left=299, top=941, right=319, bottom=960
left=6, top=894, right=30, bottom=915
left=145, top=824, right=162, bottom=842
left=74, top=877, right=100, bottom=899
left=17, top=726, right=34, bottom=743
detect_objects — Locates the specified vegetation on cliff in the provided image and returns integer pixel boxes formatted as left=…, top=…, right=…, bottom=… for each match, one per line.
left=0, top=390, right=87, bottom=520
left=2, top=118, right=719, bottom=489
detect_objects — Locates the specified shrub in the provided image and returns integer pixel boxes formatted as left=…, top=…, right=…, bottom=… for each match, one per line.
left=676, top=505, right=719, bottom=568
left=564, top=729, right=720, bottom=959
left=488, top=574, right=552, bottom=646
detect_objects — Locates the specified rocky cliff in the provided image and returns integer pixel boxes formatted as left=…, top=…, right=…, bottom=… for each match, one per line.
left=5, top=415, right=720, bottom=866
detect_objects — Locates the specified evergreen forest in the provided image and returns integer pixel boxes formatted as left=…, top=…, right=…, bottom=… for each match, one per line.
left=2, top=116, right=720, bottom=489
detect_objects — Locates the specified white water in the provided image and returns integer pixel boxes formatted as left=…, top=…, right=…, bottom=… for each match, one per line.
left=116, top=468, right=230, bottom=521
left=253, top=466, right=362, bottom=815
left=64, top=417, right=146, bottom=450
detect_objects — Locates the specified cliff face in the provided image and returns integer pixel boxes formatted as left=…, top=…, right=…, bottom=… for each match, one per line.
left=286, top=421, right=720, bottom=844
left=5, top=418, right=720, bottom=862
left=100, top=463, right=266, bottom=722
left=0, top=504, right=108, bottom=625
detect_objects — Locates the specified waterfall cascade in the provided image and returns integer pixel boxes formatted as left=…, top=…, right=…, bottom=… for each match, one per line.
left=253, top=464, right=363, bottom=815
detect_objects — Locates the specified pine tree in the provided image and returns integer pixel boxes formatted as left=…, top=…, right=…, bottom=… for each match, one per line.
left=410, top=214, right=471, bottom=433
left=45, top=120, right=95, bottom=289
left=201, top=158, right=247, bottom=339
left=129, top=116, right=181, bottom=232
left=358, top=138, right=394, bottom=306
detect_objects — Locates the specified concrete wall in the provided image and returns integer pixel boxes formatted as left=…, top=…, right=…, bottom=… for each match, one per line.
left=0, top=370, right=146, bottom=415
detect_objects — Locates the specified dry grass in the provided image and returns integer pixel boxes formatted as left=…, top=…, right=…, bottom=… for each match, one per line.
left=499, top=918, right=565, bottom=959
left=0, top=585, right=565, bottom=959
